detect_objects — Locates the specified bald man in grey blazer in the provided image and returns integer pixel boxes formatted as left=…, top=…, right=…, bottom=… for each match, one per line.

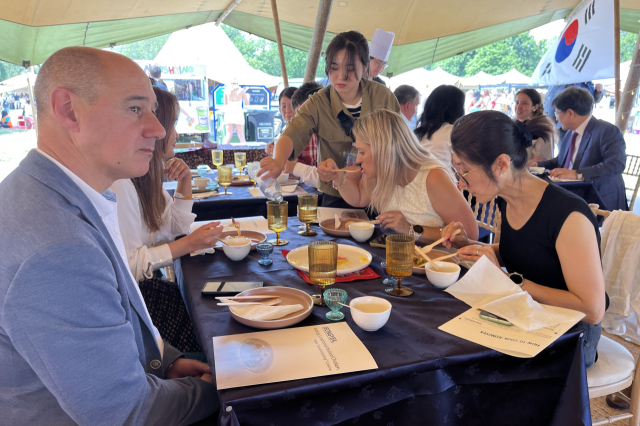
left=0, top=47, right=218, bottom=425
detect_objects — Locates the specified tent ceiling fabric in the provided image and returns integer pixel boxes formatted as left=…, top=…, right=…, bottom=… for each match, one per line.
left=0, top=0, right=638, bottom=75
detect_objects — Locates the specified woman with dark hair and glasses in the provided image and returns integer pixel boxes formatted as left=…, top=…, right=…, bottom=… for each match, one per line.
left=442, top=110, right=605, bottom=368
left=259, top=30, right=400, bottom=208
left=414, top=85, right=466, bottom=168
left=110, top=86, right=223, bottom=352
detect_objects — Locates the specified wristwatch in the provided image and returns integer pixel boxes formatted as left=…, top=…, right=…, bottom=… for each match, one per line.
left=576, top=170, right=584, bottom=180
left=508, top=272, right=524, bottom=286
left=409, top=224, right=423, bottom=242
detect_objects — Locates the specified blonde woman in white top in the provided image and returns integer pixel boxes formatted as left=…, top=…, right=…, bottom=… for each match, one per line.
left=319, top=109, right=478, bottom=245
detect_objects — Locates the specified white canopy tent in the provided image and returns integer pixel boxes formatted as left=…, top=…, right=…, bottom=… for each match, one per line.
left=154, top=22, right=281, bottom=87
left=0, top=73, right=34, bottom=95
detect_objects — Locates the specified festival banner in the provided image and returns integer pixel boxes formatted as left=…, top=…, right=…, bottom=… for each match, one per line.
left=531, top=0, right=614, bottom=85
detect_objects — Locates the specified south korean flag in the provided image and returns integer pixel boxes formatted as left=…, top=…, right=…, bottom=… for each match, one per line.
left=531, top=0, right=615, bottom=85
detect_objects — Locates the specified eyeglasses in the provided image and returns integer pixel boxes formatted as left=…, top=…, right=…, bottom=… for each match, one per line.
left=451, top=164, right=483, bottom=186
left=371, top=58, right=388, bottom=71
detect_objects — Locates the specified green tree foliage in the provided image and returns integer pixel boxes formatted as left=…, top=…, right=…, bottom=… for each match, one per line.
left=620, top=31, right=638, bottom=62
left=221, top=25, right=326, bottom=78
left=427, top=32, right=548, bottom=77
left=111, top=34, right=171, bottom=60
left=0, top=61, right=25, bottom=83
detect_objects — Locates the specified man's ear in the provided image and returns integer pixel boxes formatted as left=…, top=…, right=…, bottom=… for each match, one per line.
left=50, top=88, right=81, bottom=132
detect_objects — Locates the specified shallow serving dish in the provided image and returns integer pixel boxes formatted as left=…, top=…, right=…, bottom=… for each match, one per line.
left=229, top=286, right=314, bottom=329
left=412, top=249, right=459, bottom=274
left=319, top=218, right=365, bottom=237
left=286, top=243, right=372, bottom=275
left=214, top=231, right=267, bottom=251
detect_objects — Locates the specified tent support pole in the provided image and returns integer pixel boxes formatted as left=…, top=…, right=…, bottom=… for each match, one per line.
left=270, top=0, right=289, bottom=88
left=614, top=0, right=620, bottom=112
left=25, top=66, right=37, bottom=138
left=304, top=0, right=333, bottom=83
left=615, top=28, right=640, bottom=132
left=215, top=0, right=243, bottom=26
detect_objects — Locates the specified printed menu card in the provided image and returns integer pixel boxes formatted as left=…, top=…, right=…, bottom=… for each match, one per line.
left=212, top=322, right=378, bottom=389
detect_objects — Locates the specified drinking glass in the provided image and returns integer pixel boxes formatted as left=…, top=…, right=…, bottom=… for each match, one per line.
left=196, top=164, right=209, bottom=177
left=267, top=201, right=288, bottom=246
left=211, top=150, right=224, bottom=169
left=256, top=242, right=274, bottom=266
left=218, top=165, right=233, bottom=195
left=324, top=288, right=348, bottom=321
left=297, top=194, right=318, bottom=236
left=234, top=152, right=247, bottom=174
left=381, top=260, right=398, bottom=286
left=385, top=234, right=414, bottom=297
left=247, top=162, right=260, bottom=188
left=308, top=241, right=338, bottom=306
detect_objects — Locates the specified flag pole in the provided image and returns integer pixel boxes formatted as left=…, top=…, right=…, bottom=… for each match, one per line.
left=613, top=0, right=620, bottom=112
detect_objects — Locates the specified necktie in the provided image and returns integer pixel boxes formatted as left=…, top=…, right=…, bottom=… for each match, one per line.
left=563, top=132, right=578, bottom=169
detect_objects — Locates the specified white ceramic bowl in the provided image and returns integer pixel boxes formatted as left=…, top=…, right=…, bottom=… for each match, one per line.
left=222, top=237, right=251, bottom=261
left=348, top=222, right=375, bottom=242
left=193, top=177, right=210, bottom=189
left=276, top=172, right=289, bottom=184
left=425, top=261, right=461, bottom=289
left=350, top=296, right=392, bottom=332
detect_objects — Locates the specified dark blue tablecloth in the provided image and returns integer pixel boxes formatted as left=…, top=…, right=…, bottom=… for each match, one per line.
left=175, top=219, right=592, bottom=426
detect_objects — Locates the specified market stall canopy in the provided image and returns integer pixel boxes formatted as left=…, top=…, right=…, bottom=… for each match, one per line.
left=154, top=23, right=281, bottom=87
left=0, top=0, right=638, bottom=76
left=460, top=71, right=506, bottom=89
left=0, top=72, right=36, bottom=94
left=388, top=67, right=460, bottom=92
left=493, top=69, right=532, bottom=85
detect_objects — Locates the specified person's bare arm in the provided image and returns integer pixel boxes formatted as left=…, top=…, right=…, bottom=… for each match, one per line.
left=259, top=135, right=293, bottom=179
left=427, top=169, right=479, bottom=240
left=321, top=160, right=369, bottom=207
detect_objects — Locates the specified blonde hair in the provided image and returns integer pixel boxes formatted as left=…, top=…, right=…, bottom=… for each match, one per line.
left=353, top=109, right=451, bottom=213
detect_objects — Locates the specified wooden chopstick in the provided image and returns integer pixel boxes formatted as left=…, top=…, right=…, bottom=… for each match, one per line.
left=214, top=296, right=279, bottom=300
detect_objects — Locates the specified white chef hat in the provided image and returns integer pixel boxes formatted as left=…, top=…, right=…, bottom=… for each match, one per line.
left=369, top=29, right=395, bottom=62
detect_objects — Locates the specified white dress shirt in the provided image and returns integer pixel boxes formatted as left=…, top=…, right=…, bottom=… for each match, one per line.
left=110, top=179, right=195, bottom=283
left=292, top=162, right=319, bottom=188
left=570, top=114, right=592, bottom=167
left=36, top=149, right=164, bottom=357
left=420, top=123, right=453, bottom=169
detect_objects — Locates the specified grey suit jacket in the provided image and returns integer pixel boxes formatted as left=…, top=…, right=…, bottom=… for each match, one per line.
left=538, top=116, right=627, bottom=211
left=0, top=150, right=217, bottom=425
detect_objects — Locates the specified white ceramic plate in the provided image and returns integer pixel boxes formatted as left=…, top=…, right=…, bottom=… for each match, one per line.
left=229, top=286, right=313, bottom=330
left=286, top=244, right=372, bottom=275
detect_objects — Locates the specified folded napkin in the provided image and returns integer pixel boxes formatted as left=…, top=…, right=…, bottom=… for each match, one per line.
left=230, top=304, right=304, bottom=320
left=479, top=292, right=584, bottom=331
left=191, top=248, right=215, bottom=256
left=445, top=256, right=521, bottom=307
left=281, top=185, right=297, bottom=193
left=445, top=257, right=585, bottom=331
left=248, top=187, right=263, bottom=197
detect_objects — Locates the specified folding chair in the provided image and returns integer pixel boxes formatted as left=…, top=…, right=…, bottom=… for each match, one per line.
left=466, top=192, right=502, bottom=244
left=589, top=207, right=639, bottom=425
left=624, top=155, right=640, bottom=211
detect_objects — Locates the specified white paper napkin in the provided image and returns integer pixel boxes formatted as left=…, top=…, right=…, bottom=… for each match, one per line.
left=479, top=292, right=584, bottom=331
left=230, top=304, right=304, bottom=320
left=281, top=185, right=297, bottom=193
left=445, top=256, right=522, bottom=307
left=248, top=187, right=264, bottom=197
left=191, top=248, right=215, bottom=256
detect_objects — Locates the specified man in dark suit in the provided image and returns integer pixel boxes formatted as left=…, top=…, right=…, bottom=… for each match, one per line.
left=538, top=87, right=627, bottom=211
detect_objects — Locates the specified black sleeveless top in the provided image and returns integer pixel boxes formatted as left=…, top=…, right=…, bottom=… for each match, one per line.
left=498, top=184, right=601, bottom=291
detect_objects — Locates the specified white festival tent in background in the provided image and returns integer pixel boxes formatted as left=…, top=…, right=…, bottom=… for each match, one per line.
left=154, top=23, right=282, bottom=87
left=531, top=0, right=615, bottom=85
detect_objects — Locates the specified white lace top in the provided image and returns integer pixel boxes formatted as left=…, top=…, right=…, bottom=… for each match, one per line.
left=383, top=166, right=447, bottom=228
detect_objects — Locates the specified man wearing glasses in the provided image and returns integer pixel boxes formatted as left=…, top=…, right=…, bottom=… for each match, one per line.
left=369, top=29, right=395, bottom=86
